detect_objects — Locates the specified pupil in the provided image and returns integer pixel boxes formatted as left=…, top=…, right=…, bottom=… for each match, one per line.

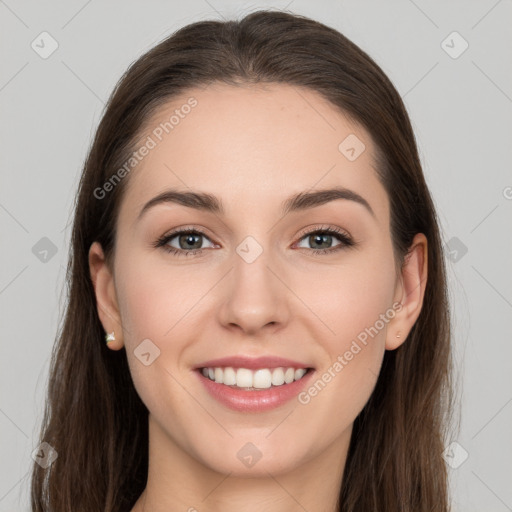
left=312, top=234, right=330, bottom=249
left=181, top=233, right=201, bottom=249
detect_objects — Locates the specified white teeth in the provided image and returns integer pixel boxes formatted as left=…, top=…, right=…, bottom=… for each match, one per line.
left=214, top=367, right=223, bottom=384
left=223, top=367, right=236, bottom=385
left=200, top=366, right=309, bottom=388
left=284, top=367, right=295, bottom=384
left=271, top=367, right=285, bottom=386
left=253, top=369, right=272, bottom=389
left=294, top=368, right=306, bottom=380
left=236, top=368, right=253, bottom=388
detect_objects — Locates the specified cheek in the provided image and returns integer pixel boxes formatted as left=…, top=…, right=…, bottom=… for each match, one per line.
left=115, top=252, right=204, bottom=344
left=295, top=250, right=396, bottom=412
left=114, top=255, right=196, bottom=423
left=336, top=264, right=395, bottom=343
left=114, top=252, right=214, bottom=399
left=296, top=249, right=397, bottom=347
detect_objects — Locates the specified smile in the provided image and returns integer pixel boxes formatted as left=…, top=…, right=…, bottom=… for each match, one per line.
left=200, top=366, right=309, bottom=389
left=195, top=356, right=315, bottom=412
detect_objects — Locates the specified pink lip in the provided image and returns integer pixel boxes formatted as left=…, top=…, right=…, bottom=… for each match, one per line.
left=195, top=355, right=311, bottom=370
left=196, top=368, right=315, bottom=413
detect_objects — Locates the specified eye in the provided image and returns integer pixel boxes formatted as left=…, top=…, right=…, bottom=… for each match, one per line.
left=153, top=224, right=355, bottom=258
left=153, top=227, right=216, bottom=257
left=294, top=225, right=355, bottom=255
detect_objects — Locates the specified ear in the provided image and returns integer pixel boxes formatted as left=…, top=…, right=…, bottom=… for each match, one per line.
left=88, top=241, right=124, bottom=350
left=386, top=233, right=428, bottom=350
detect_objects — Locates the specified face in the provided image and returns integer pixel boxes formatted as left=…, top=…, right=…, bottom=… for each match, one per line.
left=90, top=82, right=422, bottom=478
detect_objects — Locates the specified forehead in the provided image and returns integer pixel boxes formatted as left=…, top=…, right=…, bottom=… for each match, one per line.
left=119, top=82, right=388, bottom=225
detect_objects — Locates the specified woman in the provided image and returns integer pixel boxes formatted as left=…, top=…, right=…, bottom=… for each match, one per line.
left=31, top=9, right=453, bottom=511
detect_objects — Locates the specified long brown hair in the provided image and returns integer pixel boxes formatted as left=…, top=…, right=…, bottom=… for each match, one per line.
left=31, top=10, right=453, bottom=511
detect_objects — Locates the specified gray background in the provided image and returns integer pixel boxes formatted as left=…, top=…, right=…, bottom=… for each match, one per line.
left=1, top=0, right=511, bottom=510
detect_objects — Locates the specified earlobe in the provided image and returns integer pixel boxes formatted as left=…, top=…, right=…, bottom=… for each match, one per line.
left=88, top=241, right=124, bottom=350
left=385, top=233, right=428, bottom=350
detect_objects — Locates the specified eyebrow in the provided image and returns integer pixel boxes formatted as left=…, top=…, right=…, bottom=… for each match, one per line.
left=136, top=186, right=375, bottom=221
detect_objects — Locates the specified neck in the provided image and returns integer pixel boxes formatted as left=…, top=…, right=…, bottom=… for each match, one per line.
left=131, top=414, right=351, bottom=512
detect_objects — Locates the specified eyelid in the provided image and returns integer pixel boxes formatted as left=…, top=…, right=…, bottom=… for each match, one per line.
left=154, top=225, right=216, bottom=247
left=294, top=224, right=352, bottom=242
left=156, top=225, right=351, bottom=244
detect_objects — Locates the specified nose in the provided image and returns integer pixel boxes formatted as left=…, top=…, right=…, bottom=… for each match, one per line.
left=217, top=245, right=290, bottom=336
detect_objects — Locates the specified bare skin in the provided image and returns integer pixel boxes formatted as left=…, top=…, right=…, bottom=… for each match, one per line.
left=89, top=82, right=427, bottom=512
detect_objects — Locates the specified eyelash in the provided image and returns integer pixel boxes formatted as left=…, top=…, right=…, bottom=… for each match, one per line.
left=153, top=225, right=355, bottom=258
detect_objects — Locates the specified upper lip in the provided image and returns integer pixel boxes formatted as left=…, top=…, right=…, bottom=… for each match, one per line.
left=195, top=355, right=313, bottom=370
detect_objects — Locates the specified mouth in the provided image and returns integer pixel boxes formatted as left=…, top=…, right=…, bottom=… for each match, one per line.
left=198, top=366, right=312, bottom=390
left=194, top=356, right=315, bottom=412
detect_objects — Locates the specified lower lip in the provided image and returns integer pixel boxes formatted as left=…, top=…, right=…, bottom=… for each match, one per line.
left=196, top=369, right=315, bottom=412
